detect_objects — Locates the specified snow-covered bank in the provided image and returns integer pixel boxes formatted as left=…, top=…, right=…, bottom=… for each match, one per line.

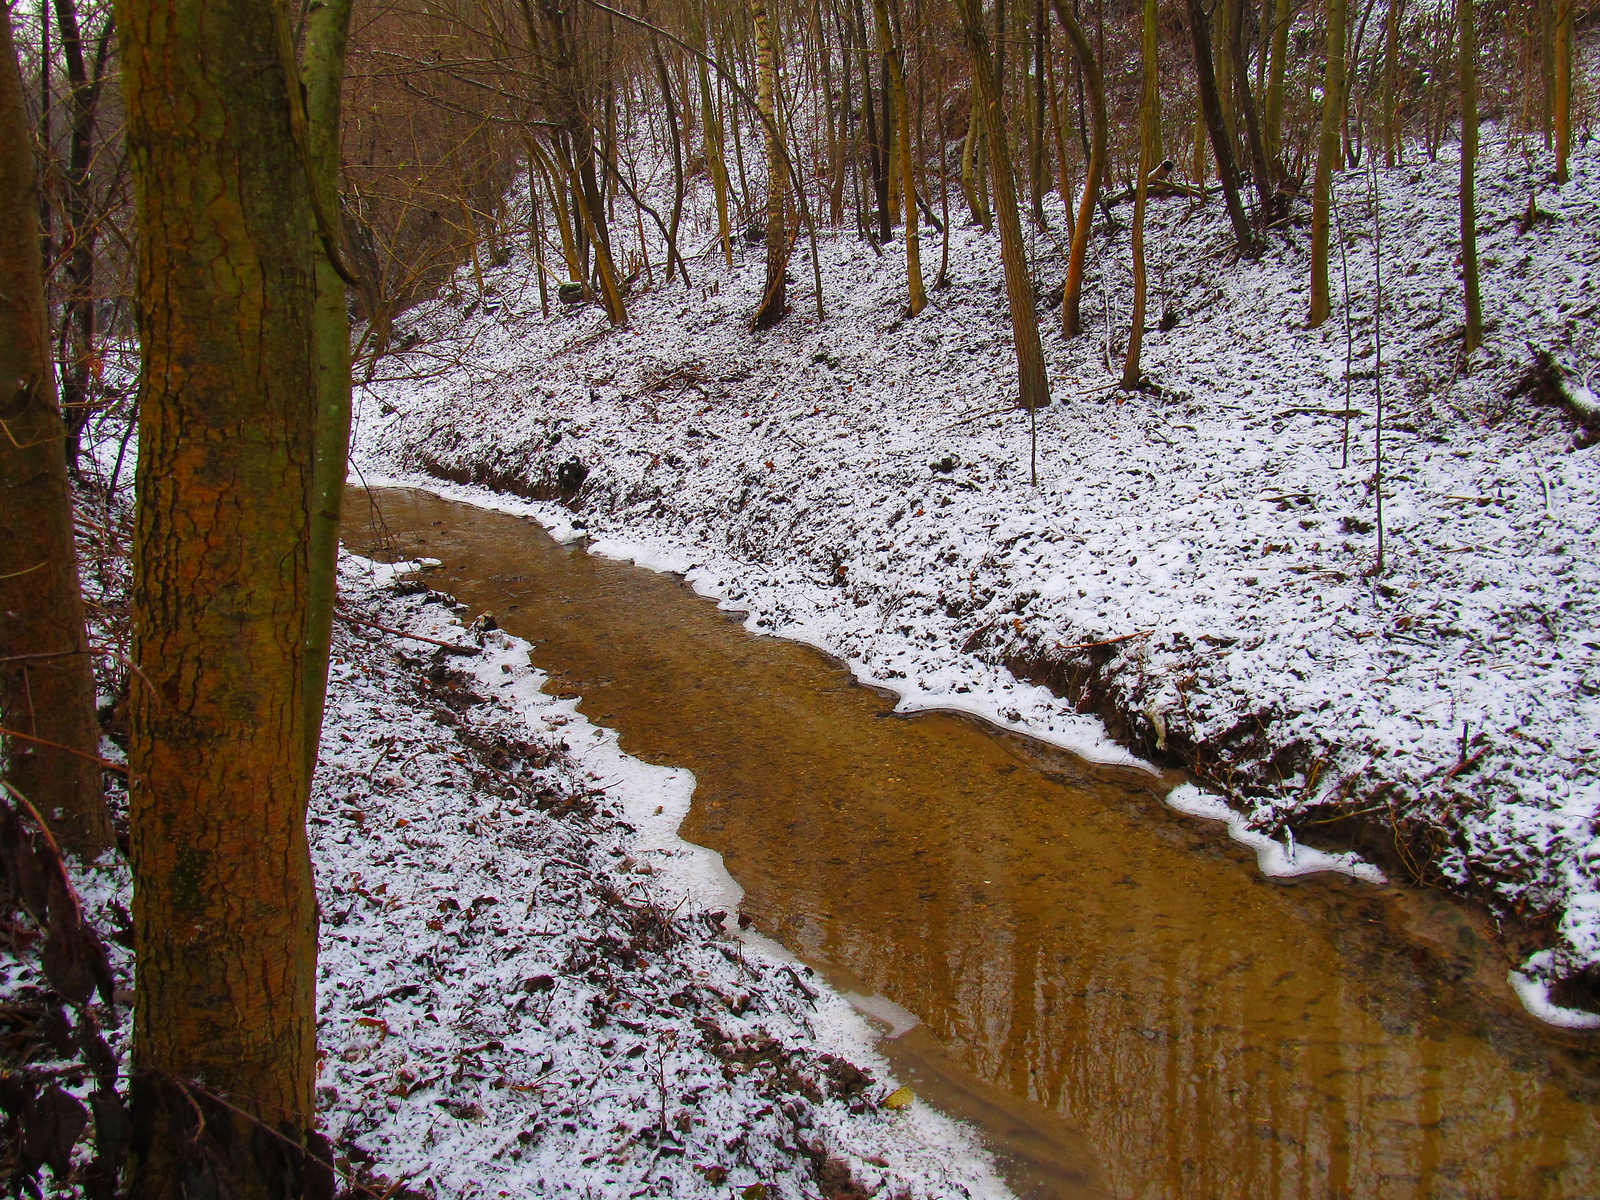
left=356, top=137, right=1600, bottom=1016
left=312, top=556, right=1011, bottom=1198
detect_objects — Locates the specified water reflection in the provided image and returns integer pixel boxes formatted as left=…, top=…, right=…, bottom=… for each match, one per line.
left=347, top=486, right=1600, bottom=1200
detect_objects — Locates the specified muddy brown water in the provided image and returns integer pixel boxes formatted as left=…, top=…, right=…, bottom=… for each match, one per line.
left=347, top=486, right=1600, bottom=1200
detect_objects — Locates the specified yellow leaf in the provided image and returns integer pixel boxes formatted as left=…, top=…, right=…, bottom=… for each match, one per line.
left=883, top=1085, right=914, bottom=1110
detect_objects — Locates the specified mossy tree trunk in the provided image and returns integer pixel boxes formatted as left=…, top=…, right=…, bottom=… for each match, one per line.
left=0, top=8, right=114, bottom=860
left=115, top=0, right=323, bottom=1193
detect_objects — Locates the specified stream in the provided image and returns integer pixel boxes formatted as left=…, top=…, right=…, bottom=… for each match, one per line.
left=346, top=485, right=1600, bottom=1200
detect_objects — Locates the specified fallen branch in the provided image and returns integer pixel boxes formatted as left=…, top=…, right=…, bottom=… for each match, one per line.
left=336, top=612, right=480, bottom=655
left=1056, top=630, right=1153, bottom=653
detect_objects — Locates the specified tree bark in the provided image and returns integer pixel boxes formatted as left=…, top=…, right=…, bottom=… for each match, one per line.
left=1051, top=0, right=1106, bottom=338
left=874, top=0, right=925, bottom=314
left=1554, top=0, right=1572, bottom=183
left=1383, top=0, right=1404, bottom=166
left=956, top=0, right=1051, bottom=411
left=0, top=8, right=114, bottom=859
left=1310, top=0, right=1347, bottom=324
left=751, top=0, right=790, bottom=329
left=1123, top=0, right=1158, bottom=389
left=114, top=0, right=323, bottom=1193
left=302, top=0, right=355, bottom=787
left=1030, top=0, right=1048, bottom=226
left=1187, top=0, right=1256, bottom=252
left=1228, top=0, right=1277, bottom=219
left=1264, top=0, right=1291, bottom=169
left=1459, top=0, right=1482, bottom=352
left=51, top=0, right=113, bottom=471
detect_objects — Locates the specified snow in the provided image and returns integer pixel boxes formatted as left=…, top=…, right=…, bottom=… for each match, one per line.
left=1165, top=782, right=1387, bottom=883
left=353, top=128, right=1600, bottom=1019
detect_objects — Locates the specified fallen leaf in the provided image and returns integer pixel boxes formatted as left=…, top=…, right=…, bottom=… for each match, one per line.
left=883, top=1085, right=914, bottom=1110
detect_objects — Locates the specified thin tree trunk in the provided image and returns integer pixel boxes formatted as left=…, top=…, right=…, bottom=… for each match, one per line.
left=750, top=0, right=789, bottom=328
left=652, top=42, right=689, bottom=284
left=1459, top=0, right=1482, bottom=351
left=0, top=8, right=114, bottom=859
left=52, top=0, right=111, bottom=470
left=1046, top=27, right=1074, bottom=232
left=37, top=5, right=50, bottom=278
left=1216, top=0, right=1237, bottom=146
left=1311, top=0, right=1348, bottom=324
left=957, top=0, right=1051, bottom=411
left=1123, top=0, right=1158, bottom=389
left=1051, top=0, right=1106, bottom=338
left=1554, top=0, right=1572, bottom=183
left=960, top=104, right=989, bottom=226
left=1188, top=0, right=1256, bottom=251
left=1383, top=0, right=1404, bottom=166
left=874, top=0, right=925, bottom=313
left=1539, top=0, right=1554, bottom=148
left=1228, top=0, right=1277, bottom=217
left=528, top=152, right=550, bottom=314
left=301, top=0, right=355, bottom=786
left=1031, top=0, right=1048, bottom=225
left=115, top=0, right=324, bottom=1192
left=1264, top=0, right=1291, bottom=168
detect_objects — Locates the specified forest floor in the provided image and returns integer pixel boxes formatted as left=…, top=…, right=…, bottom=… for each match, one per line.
left=6, top=542, right=1008, bottom=1198
left=354, top=135, right=1600, bottom=1023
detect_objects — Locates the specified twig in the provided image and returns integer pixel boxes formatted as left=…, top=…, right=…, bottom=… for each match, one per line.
left=1444, top=746, right=1489, bottom=781
left=0, top=726, right=130, bottom=774
left=336, top=612, right=480, bottom=655
left=1056, top=630, right=1153, bottom=652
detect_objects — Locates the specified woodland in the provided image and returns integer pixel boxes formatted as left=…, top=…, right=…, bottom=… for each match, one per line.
left=0, top=0, right=1597, bottom=1195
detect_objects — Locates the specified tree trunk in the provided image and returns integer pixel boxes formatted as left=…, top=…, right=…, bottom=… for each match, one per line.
left=1538, top=0, right=1554, bottom=148
left=301, top=0, right=355, bottom=787
left=115, top=0, right=323, bottom=1193
left=874, top=0, right=925, bottom=314
left=52, top=0, right=112, bottom=471
left=960, top=105, right=991, bottom=227
left=1383, top=0, right=1404, bottom=166
left=1228, top=0, right=1277, bottom=218
left=652, top=43, right=689, bottom=284
left=1310, top=0, right=1347, bottom=324
left=0, top=8, right=113, bottom=860
left=1554, top=0, right=1572, bottom=183
left=1051, top=0, right=1106, bottom=338
left=1459, top=0, right=1482, bottom=351
left=956, top=0, right=1051, bottom=411
left=1264, top=0, right=1291, bottom=169
left=1216, top=0, right=1237, bottom=145
left=1123, top=0, right=1158, bottom=389
left=750, top=0, right=789, bottom=329
left=1188, top=0, right=1256, bottom=252
left=1030, top=0, right=1048, bottom=226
